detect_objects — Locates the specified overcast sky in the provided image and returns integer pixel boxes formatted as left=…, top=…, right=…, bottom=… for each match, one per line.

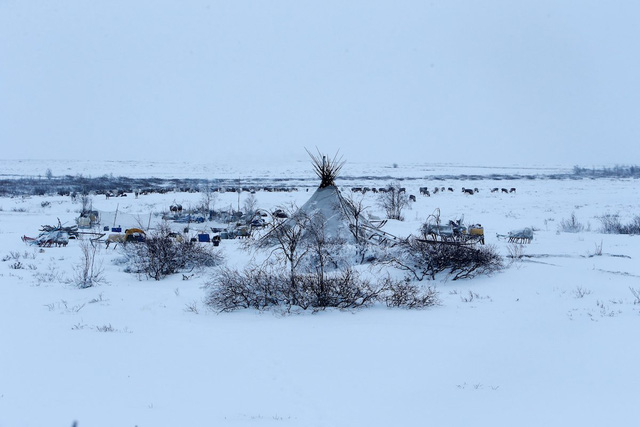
left=1, top=1, right=639, bottom=167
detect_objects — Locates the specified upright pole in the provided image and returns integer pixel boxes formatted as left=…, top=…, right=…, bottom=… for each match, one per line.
left=113, top=203, right=119, bottom=228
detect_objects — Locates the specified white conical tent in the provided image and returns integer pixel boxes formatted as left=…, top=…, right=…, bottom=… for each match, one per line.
left=291, top=150, right=375, bottom=243
left=264, top=150, right=375, bottom=245
left=293, top=184, right=361, bottom=242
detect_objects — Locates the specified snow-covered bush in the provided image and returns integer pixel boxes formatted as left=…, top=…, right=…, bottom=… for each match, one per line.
left=377, top=183, right=409, bottom=221
left=205, top=265, right=439, bottom=313
left=382, top=236, right=504, bottom=281
left=382, top=277, right=439, bottom=308
left=205, top=266, right=383, bottom=313
left=125, top=223, right=222, bottom=281
left=205, top=266, right=286, bottom=312
left=73, top=240, right=105, bottom=289
left=294, top=268, right=382, bottom=311
left=506, top=243, right=525, bottom=264
left=558, top=212, right=585, bottom=233
left=598, top=214, right=640, bottom=234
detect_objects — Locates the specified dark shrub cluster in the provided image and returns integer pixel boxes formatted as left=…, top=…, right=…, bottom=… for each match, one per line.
left=384, top=237, right=504, bottom=281
left=125, top=225, right=222, bottom=281
left=381, top=277, right=439, bottom=309
left=573, top=165, right=640, bottom=178
left=205, top=267, right=438, bottom=313
left=598, top=214, right=640, bottom=235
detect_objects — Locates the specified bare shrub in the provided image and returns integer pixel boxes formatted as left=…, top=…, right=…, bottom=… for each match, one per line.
left=377, top=183, right=409, bottom=221
left=460, top=290, right=478, bottom=303
left=3, top=251, right=34, bottom=263
left=205, top=266, right=389, bottom=313
left=184, top=300, right=200, bottom=314
left=79, top=193, right=92, bottom=212
left=254, top=205, right=310, bottom=288
left=10, top=261, right=24, bottom=270
left=243, top=193, right=258, bottom=217
left=125, top=222, right=223, bottom=281
left=447, top=245, right=504, bottom=280
left=342, top=192, right=371, bottom=262
left=88, top=293, right=105, bottom=304
left=294, top=268, right=382, bottom=311
left=382, top=237, right=504, bottom=281
left=74, top=240, right=105, bottom=289
left=205, top=266, right=289, bottom=312
left=382, top=277, right=439, bottom=309
left=559, top=212, right=584, bottom=233
left=199, top=183, right=218, bottom=219
left=573, top=286, right=592, bottom=298
left=598, top=214, right=640, bottom=234
left=95, top=324, right=115, bottom=332
left=33, top=265, right=64, bottom=284
left=303, top=213, right=348, bottom=283
left=506, top=243, right=525, bottom=264
left=629, top=287, right=640, bottom=305
left=599, top=214, right=622, bottom=234
left=592, top=240, right=603, bottom=256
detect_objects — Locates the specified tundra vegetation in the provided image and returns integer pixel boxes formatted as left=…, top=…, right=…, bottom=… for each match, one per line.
left=124, top=222, right=222, bottom=281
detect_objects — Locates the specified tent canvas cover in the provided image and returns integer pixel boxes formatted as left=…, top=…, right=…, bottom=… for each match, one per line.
left=289, top=184, right=367, bottom=243
left=269, top=151, right=374, bottom=244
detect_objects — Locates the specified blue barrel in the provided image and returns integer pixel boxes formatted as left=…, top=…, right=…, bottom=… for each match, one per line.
left=198, top=233, right=210, bottom=242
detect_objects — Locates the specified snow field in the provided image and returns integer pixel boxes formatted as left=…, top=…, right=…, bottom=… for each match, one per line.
left=1, top=169, right=639, bottom=426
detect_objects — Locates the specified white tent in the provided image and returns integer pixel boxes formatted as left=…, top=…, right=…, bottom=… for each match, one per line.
left=282, top=151, right=374, bottom=244
left=292, top=185, right=361, bottom=242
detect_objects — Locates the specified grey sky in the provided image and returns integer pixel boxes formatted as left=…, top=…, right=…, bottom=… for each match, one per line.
left=1, top=1, right=639, bottom=167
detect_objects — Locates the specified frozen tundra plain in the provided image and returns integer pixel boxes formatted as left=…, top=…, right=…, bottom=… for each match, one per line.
left=0, top=159, right=639, bottom=427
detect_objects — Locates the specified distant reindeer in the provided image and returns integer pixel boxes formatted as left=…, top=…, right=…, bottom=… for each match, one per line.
left=105, top=234, right=125, bottom=249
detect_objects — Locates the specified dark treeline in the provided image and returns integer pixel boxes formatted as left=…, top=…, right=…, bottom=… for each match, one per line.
left=572, top=165, right=640, bottom=178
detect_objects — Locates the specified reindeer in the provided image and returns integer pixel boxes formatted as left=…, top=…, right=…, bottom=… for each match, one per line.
left=105, top=234, right=126, bottom=249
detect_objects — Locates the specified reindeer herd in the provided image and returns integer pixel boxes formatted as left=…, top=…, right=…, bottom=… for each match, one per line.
left=417, top=186, right=516, bottom=197
left=350, top=185, right=517, bottom=203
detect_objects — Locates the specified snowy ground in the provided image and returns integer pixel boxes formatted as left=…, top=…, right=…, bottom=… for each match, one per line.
left=1, top=161, right=639, bottom=427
